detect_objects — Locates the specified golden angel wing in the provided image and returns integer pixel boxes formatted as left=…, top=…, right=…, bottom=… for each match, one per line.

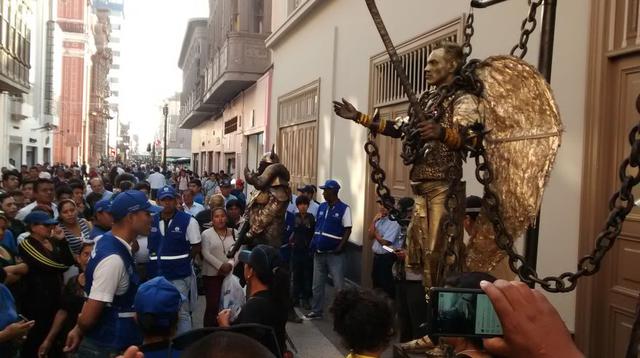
left=465, top=56, right=563, bottom=276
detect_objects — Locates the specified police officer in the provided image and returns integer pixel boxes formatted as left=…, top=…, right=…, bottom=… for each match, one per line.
left=148, top=185, right=201, bottom=335
left=303, top=179, right=352, bottom=321
left=64, top=190, right=159, bottom=357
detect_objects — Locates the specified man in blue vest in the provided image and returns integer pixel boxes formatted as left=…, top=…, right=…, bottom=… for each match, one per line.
left=148, top=185, right=201, bottom=335
left=303, top=179, right=352, bottom=321
left=64, top=190, right=160, bottom=357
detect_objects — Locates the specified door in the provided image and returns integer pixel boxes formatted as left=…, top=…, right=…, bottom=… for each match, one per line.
left=578, top=1, right=640, bottom=356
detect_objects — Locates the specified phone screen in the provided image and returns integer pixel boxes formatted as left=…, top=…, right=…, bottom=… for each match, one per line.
left=432, top=289, right=503, bottom=337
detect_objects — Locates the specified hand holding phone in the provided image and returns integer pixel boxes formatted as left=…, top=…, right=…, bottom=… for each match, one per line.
left=480, top=280, right=583, bottom=358
left=429, top=287, right=503, bottom=338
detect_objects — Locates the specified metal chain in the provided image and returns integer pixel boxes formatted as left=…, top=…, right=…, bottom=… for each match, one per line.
left=364, top=131, right=401, bottom=221
left=462, top=12, right=475, bottom=61
left=475, top=115, right=640, bottom=292
left=510, top=0, right=544, bottom=59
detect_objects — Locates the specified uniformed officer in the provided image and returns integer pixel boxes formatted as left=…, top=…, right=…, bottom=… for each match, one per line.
left=303, top=179, right=352, bottom=321
left=148, top=185, right=201, bottom=335
left=64, top=190, right=159, bottom=357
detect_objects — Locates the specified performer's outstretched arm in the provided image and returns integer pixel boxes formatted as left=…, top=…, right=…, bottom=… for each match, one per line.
left=333, top=98, right=402, bottom=138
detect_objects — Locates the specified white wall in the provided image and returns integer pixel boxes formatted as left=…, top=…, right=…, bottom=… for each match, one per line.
left=269, top=0, right=591, bottom=330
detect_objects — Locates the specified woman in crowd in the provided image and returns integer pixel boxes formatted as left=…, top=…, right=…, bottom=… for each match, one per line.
left=38, top=241, right=93, bottom=357
left=177, top=170, right=189, bottom=193
left=17, top=211, right=75, bottom=358
left=331, top=287, right=395, bottom=358
left=201, top=207, right=235, bottom=326
left=217, top=245, right=289, bottom=353
left=57, top=199, right=92, bottom=255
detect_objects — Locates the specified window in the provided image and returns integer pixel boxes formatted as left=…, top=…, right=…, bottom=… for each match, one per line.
left=278, top=80, right=319, bottom=128
left=370, top=17, right=462, bottom=108
left=224, top=117, right=238, bottom=134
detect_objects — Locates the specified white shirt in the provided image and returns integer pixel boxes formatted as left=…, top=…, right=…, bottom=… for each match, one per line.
left=158, top=216, right=202, bottom=245
left=135, top=236, right=149, bottom=264
left=88, top=235, right=132, bottom=303
left=183, top=202, right=205, bottom=217
left=341, top=205, right=352, bottom=227
left=16, top=201, right=59, bottom=221
left=148, top=172, right=166, bottom=189
left=309, top=201, right=320, bottom=218
left=200, top=228, right=235, bottom=276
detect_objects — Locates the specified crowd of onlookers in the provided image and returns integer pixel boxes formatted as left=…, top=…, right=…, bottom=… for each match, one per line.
left=0, top=161, right=584, bottom=358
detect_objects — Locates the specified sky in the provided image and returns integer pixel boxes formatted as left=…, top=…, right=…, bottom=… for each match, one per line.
left=118, top=0, right=209, bottom=149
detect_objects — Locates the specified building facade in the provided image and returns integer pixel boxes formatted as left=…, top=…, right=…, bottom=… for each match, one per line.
left=154, top=93, right=192, bottom=163
left=0, top=0, right=35, bottom=168
left=53, top=0, right=94, bottom=165
left=180, top=0, right=272, bottom=178
left=263, top=0, right=627, bottom=354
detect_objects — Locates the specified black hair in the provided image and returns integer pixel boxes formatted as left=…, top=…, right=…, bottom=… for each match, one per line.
left=58, top=199, right=77, bottom=213
left=115, top=173, right=136, bottom=187
left=0, top=191, right=10, bottom=204
left=86, top=192, right=104, bottom=217
left=331, top=287, right=395, bottom=354
left=2, top=169, right=20, bottom=183
left=135, top=181, right=151, bottom=192
left=119, top=180, right=134, bottom=192
left=225, top=199, right=244, bottom=211
left=69, top=181, right=85, bottom=192
left=189, top=179, right=202, bottom=188
left=295, top=195, right=310, bottom=206
left=181, top=331, right=275, bottom=358
left=21, top=179, right=35, bottom=188
left=34, top=178, right=54, bottom=192
left=55, top=185, right=73, bottom=199
left=137, top=312, right=178, bottom=337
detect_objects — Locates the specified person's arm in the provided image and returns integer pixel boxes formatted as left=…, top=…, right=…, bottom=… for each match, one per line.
left=335, top=206, right=353, bottom=253
left=39, top=309, right=68, bottom=357
left=0, top=320, right=35, bottom=343
left=377, top=221, right=400, bottom=247
left=187, top=218, right=202, bottom=258
left=333, top=98, right=403, bottom=138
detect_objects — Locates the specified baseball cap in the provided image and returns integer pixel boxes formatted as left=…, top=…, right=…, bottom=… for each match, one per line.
left=220, top=179, right=232, bottom=187
left=157, top=186, right=177, bottom=200
left=109, top=190, right=160, bottom=221
left=230, top=178, right=237, bottom=186
left=24, top=211, right=58, bottom=225
left=238, top=245, right=281, bottom=283
left=93, top=199, right=111, bottom=214
left=135, top=276, right=184, bottom=318
left=319, top=179, right=341, bottom=191
left=38, top=171, right=52, bottom=179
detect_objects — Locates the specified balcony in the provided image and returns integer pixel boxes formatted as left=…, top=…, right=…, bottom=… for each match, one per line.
left=0, top=48, right=30, bottom=94
left=179, top=31, right=270, bottom=129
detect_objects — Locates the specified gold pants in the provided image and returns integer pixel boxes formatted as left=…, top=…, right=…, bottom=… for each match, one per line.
left=405, top=180, right=453, bottom=289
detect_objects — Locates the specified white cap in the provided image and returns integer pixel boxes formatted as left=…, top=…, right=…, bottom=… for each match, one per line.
left=39, top=172, right=52, bottom=179
left=230, top=178, right=237, bottom=185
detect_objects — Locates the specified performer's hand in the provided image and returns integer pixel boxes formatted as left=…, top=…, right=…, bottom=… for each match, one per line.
left=417, top=121, right=442, bottom=141
left=333, top=98, right=359, bottom=120
left=481, top=280, right=584, bottom=358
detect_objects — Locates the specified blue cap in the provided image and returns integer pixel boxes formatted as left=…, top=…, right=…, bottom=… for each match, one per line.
left=24, top=211, right=58, bottom=225
left=157, top=186, right=177, bottom=200
left=135, top=277, right=184, bottom=316
left=93, top=199, right=111, bottom=214
left=319, top=179, right=341, bottom=191
left=109, top=190, right=160, bottom=221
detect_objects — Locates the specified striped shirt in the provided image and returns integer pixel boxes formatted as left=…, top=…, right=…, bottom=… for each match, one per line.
left=61, top=219, right=91, bottom=255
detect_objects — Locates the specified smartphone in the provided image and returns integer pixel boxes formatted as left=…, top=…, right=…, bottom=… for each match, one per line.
left=18, top=314, right=29, bottom=322
left=382, top=245, right=395, bottom=253
left=429, top=287, right=503, bottom=338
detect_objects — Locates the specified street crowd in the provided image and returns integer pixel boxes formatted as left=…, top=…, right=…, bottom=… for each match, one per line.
left=0, top=162, right=584, bottom=358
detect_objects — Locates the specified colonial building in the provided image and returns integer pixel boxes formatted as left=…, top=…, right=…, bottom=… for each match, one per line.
left=179, top=0, right=272, bottom=178
left=153, top=93, right=192, bottom=164
left=53, top=0, right=94, bottom=165
left=0, top=0, right=35, bottom=167
left=263, top=1, right=634, bottom=356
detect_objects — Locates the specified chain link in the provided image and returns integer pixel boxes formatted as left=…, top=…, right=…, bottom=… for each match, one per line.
left=475, top=115, right=640, bottom=292
left=510, top=0, right=544, bottom=59
left=462, top=12, right=475, bottom=61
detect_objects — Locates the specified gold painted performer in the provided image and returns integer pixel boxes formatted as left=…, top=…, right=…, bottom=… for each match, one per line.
left=334, top=42, right=482, bottom=289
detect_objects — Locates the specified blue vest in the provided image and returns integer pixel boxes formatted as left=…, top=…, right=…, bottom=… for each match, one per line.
left=313, top=201, right=349, bottom=252
left=89, top=226, right=107, bottom=241
left=147, top=211, right=192, bottom=280
left=84, top=233, right=142, bottom=350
